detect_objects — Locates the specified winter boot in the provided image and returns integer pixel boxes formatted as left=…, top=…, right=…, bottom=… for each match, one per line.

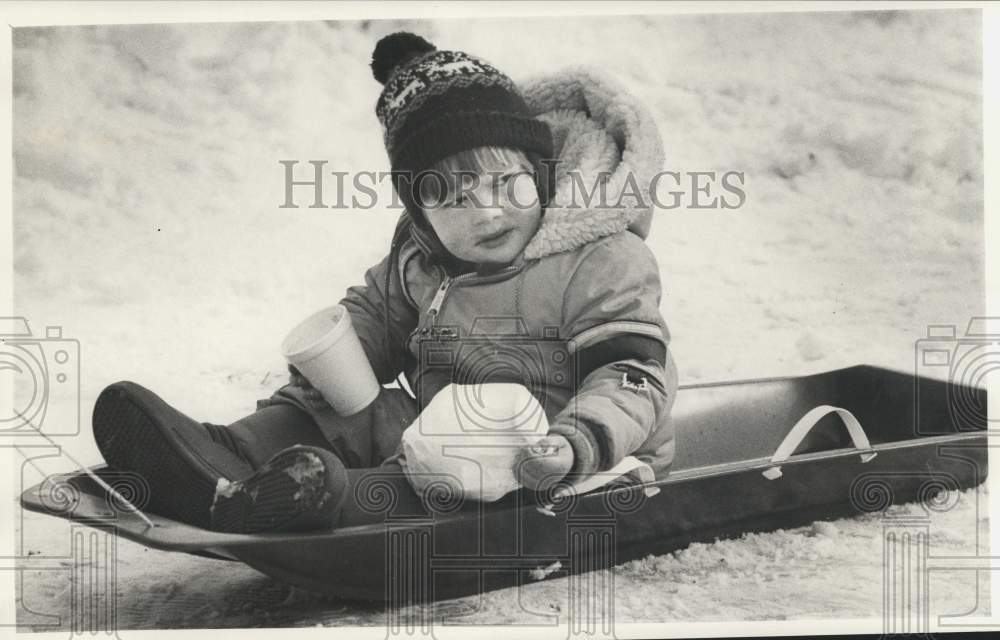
left=209, top=445, right=348, bottom=534
left=92, top=381, right=255, bottom=528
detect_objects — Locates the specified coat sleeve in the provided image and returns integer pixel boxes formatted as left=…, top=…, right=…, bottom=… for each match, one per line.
left=338, top=247, right=420, bottom=385
left=547, top=233, right=678, bottom=477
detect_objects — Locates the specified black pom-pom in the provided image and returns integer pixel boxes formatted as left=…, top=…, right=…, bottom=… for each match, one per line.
left=371, top=32, right=436, bottom=85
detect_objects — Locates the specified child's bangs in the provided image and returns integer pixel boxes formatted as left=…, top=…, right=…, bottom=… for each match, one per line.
left=419, top=146, right=532, bottom=207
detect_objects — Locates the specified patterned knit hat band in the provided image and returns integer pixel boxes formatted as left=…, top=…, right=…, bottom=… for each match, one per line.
left=375, top=50, right=517, bottom=129
left=371, top=32, right=553, bottom=177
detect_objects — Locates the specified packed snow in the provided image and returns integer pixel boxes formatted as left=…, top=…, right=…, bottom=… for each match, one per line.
left=12, top=8, right=986, bottom=630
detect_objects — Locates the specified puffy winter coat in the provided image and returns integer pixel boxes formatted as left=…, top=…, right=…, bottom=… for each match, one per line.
left=270, top=68, right=678, bottom=479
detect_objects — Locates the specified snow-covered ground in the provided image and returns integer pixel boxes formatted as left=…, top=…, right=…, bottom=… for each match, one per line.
left=11, top=8, right=986, bottom=630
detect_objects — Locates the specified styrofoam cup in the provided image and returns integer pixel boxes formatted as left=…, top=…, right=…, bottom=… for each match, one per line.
left=281, top=304, right=380, bottom=415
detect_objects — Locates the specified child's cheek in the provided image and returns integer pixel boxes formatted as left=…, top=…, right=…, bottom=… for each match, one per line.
left=448, top=217, right=482, bottom=258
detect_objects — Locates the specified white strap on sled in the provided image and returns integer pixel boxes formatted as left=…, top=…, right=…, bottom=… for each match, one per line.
left=536, top=456, right=659, bottom=516
left=762, top=405, right=878, bottom=480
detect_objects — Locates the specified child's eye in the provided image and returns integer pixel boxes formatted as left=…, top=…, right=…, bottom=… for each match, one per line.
left=497, top=170, right=526, bottom=186
left=447, top=194, right=470, bottom=209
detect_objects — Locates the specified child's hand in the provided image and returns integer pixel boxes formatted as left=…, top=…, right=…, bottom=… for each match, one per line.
left=287, top=365, right=332, bottom=412
left=514, top=434, right=574, bottom=491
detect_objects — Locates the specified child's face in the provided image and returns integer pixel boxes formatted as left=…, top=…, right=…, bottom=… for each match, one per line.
left=422, top=162, right=542, bottom=267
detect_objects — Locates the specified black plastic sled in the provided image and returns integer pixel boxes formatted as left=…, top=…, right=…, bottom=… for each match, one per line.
left=20, top=365, right=988, bottom=602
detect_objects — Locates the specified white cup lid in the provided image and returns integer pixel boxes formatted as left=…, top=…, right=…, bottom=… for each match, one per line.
left=281, top=305, right=351, bottom=362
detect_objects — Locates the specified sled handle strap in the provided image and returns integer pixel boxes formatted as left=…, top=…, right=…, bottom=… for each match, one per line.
left=762, top=405, right=877, bottom=480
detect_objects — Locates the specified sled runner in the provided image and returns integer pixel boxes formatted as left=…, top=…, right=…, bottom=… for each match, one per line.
left=20, top=365, right=988, bottom=602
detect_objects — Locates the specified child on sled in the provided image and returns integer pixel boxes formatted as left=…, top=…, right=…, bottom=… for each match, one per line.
left=93, top=32, right=678, bottom=533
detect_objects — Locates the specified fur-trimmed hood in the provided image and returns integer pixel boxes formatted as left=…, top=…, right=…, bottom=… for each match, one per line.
left=521, top=67, right=665, bottom=260
left=403, top=66, right=665, bottom=267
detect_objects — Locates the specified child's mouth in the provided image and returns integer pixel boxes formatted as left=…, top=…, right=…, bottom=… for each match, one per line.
left=477, top=229, right=513, bottom=248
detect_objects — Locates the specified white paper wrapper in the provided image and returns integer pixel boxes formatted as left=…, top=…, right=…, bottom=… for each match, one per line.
left=400, top=383, right=658, bottom=504
left=400, top=383, right=549, bottom=502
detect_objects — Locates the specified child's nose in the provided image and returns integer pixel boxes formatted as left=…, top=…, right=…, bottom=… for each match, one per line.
left=467, top=180, right=520, bottom=219
left=491, top=182, right=521, bottom=213
left=475, top=204, right=504, bottom=225
left=470, top=185, right=507, bottom=214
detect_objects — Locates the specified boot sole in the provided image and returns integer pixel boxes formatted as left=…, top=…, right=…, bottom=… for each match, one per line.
left=210, top=447, right=347, bottom=534
left=92, top=383, right=228, bottom=528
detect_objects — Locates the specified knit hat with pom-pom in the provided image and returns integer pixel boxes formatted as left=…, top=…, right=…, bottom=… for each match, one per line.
left=371, top=32, right=553, bottom=198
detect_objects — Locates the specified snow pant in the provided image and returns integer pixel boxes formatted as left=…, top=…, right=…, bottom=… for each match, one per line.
left=224, top=387, right=430, bottom=527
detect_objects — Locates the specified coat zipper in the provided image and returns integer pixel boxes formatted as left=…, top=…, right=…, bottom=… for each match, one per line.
left=426, top=264, right=522, bottom=328
left=427, top=276, right=452, bottom=322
